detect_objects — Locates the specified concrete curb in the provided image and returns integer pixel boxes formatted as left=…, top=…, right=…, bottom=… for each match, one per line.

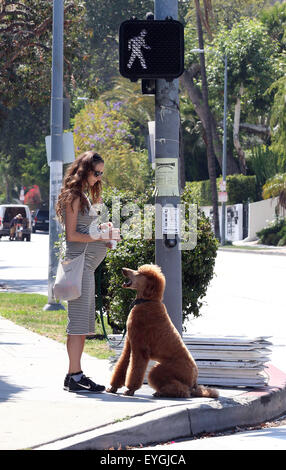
left=34, top=365, right=286, bottom=450
left=219, top=247, right=286, bottom=256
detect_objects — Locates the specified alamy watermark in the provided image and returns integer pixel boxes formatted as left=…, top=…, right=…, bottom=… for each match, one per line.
left=88, top=197, right=197, bottom=251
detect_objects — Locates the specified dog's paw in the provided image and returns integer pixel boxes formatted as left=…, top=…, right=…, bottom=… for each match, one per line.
left=124, top=389, right=135, bottom=396
left=106, top=386, right=118, bottom=394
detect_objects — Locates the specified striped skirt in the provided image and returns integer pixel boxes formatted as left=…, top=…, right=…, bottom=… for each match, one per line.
left=66, top=241, right=107, bottom=335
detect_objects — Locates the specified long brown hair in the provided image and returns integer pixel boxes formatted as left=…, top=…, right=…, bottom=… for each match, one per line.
left=56, top=151, right=104, bottom=225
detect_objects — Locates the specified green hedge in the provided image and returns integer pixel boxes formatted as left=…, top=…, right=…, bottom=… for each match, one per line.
left=184, top=175, right=257, bottom=206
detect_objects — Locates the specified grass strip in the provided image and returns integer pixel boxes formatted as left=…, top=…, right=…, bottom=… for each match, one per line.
left=0, top=292, right=115, bottom=360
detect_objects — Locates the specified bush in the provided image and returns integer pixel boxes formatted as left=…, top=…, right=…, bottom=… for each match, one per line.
left=246, top=145, right=280, bottom=198
left=184, top=174, right=257, bottom=206
left=96, top=187, right=218, bottom=331
left=183, top=179, right=212, bottom=206
left=256, top=217, right=286, bottom=246
left=226, top=174, right=257, bottom=204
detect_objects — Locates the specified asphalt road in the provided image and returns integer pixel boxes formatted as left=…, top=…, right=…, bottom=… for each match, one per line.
left=1, top=233, right=286, bottom=449
left=186, top=249, right=286, bottom=374
left=1, top=233, right=285, bottom=367
left=0, top=232, right=49, bottom=294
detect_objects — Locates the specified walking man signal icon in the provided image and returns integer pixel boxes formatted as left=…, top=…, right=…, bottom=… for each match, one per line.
left=119, top=19, right=184, bottom=80
left=127, top=30, right=151, bottom=70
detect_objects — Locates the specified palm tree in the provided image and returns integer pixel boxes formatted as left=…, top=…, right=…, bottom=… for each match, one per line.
left=262, top=173, right=286, bottom=215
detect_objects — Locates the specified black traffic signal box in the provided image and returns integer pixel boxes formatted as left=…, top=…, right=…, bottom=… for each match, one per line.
left=119, top=18, right=184, bottom=81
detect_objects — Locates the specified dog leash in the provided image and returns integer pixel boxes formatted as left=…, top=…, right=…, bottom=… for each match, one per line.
left=105, top=299, right=152, bottom=346
left=95, top=264, right=127, bottom=347
left=95, top=266, right=152, bottom=347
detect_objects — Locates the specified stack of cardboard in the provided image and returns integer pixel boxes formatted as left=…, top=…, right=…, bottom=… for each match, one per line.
left=183, top=335, right=272, bottom=388
left=108, top=334, right=272, bottom=388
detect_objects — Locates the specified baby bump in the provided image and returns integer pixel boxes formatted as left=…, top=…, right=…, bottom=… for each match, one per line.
left=85, top=242, right=107, bottom=270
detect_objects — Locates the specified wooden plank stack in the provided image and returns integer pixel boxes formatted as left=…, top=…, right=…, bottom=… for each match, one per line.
left=108, top=334, right=272, bottom=389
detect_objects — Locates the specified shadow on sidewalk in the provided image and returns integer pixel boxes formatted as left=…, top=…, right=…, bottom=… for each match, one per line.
left=0, top=279, right=48, bottom=294
left=0, top=376, right=29, bottom=403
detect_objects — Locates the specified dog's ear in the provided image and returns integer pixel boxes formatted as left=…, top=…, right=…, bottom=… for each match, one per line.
left=142, top=276, right=156, bottom=299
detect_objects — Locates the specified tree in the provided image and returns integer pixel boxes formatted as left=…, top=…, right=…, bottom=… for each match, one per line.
left=262, top=173, right=286, bottom=213
left=101, top=77, right=154, bottom=150
left=182, top=1, right=280, bottom=177
left=73, top=99, right=151, bottom=192
left=0, top=0, right=87, bottom=200
left=182, top=20, right=241, bottom=174
left=180, top=94, right=210, bottom=182
left=0, top=100, right=50, bottom=186
left=0, top=153, right=14, bottom=202
left=19, top=140, right=50, bottom=204
left=0, top=0, right=87, bottom=111
left=193, top=0, right=220, bottom=239
left=206, top=18, right=280, bottom=174
left=185, top=0, right=273, bottom=33
left=260, top=1, right=286, bottom=52
left=267, top=74, right=286, bottom=170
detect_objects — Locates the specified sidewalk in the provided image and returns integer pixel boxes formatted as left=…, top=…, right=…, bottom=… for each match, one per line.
left=219, top=240, right=286, bottom=256
left=1, top=316, right=286, bottom=450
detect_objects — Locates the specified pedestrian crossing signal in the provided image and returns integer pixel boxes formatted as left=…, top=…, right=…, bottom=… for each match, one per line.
left=119, top=19, right=184, bottom=81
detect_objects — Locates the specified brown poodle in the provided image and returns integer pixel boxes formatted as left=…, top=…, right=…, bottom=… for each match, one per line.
left=107, top=264, right=218, bottom=399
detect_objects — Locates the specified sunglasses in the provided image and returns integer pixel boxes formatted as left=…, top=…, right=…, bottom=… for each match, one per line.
left=93, top=170, right=104, bottom=177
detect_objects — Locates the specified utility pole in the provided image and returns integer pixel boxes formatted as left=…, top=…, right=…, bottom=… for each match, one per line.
left=44, top=0, right=64, bottom=311
left=154, top=0, right=182, bottom=335
left=221, top=55, right=228, bottom=246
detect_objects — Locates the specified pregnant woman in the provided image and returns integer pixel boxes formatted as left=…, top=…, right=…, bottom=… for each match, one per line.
left=56, top=151, right=120, bottom=393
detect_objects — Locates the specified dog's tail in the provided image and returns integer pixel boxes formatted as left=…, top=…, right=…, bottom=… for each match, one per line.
left=191, top=383, right=219, bottom=398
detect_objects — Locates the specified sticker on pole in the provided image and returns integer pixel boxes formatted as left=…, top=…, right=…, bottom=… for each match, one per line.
left=155, top=158, right=179, bottom=196
left=218, top=191, right=228, bottom=203
left=162, top=206, right=180, bottom=235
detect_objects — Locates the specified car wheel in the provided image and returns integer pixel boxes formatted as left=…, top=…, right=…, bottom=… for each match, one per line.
left=26, top=235, right=31, bottom=241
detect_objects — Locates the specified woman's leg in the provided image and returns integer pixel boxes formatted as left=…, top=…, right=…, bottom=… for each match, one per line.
left=67, top=334, right=86, bottom=374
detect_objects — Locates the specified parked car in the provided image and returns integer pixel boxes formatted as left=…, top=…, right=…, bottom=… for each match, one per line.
left=0, top=204, right=32, bottom=241
left=32, top=209, right=49, bottom=233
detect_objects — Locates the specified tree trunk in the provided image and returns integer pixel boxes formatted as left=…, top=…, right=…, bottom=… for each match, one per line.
left=181, top=69, right=240, bottom=175
left=179, top=120, right=186, bottom=191
left=194, top=0, right=220, bottom=240
left=233, top=84, right=246, bottom=174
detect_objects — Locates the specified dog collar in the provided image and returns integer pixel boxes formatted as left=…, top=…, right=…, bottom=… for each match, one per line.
left=130, top=298, right=152, bottom=309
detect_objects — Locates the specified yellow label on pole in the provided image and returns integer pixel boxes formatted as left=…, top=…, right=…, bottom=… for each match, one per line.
left=155, top=158, right=179, bottom=196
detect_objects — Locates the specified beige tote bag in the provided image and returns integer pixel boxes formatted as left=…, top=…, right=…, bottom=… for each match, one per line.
left=53, top=245, right=88, bottom=301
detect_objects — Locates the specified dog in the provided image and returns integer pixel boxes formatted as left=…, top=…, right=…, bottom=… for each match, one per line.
left=107, top=264, right=219, bottom=399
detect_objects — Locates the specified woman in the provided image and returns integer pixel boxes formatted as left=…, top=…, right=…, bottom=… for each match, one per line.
left=56, top=151, right=120, bottom=393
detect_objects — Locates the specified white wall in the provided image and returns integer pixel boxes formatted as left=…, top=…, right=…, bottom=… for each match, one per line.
left=201, top=197, right=284, bottom=242
left=201, top=204, right=243, bottom=242
left=246, top=197, right=281, bottom=241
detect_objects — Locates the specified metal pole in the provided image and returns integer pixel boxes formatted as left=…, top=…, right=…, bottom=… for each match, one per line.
left=221, top=54, right=227, bottom=246
left=154, top=0, right=182, bottom=335
left=44, top=0, right=64, bottom=310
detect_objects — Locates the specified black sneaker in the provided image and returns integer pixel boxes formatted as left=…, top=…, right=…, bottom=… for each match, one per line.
left=63, top=373, right=71, bottom=391
left=68, top=374, right=105, bottom=393
left=64, top=371, right=85, bottom=390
